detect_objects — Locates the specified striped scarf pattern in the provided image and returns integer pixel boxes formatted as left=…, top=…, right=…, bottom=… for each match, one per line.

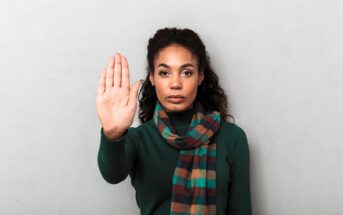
left=153, top=100, right=221, bottom=215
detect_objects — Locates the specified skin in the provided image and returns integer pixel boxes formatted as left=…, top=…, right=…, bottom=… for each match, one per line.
left=149, top=43, right=204, bottom=112
left=96, top=53, right=141, bottom=139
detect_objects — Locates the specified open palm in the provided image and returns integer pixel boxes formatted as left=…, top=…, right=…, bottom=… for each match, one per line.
left=96, top=53, right=140, bottom=139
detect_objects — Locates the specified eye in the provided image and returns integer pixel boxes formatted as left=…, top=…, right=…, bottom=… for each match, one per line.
left=181, top=70, right=193, bottom=77
left=158, top=70, right=169, bottom=77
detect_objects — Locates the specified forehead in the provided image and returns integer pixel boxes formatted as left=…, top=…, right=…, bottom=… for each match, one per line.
left=154, top=44, right=198, bottom=66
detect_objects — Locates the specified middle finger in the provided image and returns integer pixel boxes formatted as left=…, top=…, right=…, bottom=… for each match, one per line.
left=113, top=53, right=122, bottom=87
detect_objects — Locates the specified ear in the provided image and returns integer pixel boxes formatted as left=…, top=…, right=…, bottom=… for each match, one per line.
left=198, top=70, right=204, bottom=86
left=149, top=71, right=155, bottom=86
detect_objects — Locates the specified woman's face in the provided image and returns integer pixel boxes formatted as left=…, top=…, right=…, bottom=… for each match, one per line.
left=149, top=44, right=204, bottom=112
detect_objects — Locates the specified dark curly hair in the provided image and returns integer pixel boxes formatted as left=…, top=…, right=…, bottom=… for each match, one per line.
left=138, top=27, right=234, bottom=124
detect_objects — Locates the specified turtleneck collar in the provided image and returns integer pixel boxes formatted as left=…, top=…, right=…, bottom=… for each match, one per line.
left=166, top=104, right=196, bottom=135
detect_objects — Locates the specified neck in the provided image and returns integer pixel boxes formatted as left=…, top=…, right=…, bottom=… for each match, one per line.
left=166, top=104, right=196, bottom=134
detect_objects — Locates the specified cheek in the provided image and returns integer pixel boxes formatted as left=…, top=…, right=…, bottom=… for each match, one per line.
left=154, top=82, right=168, bottom=97
left=185, top=80, right=199, bottom=94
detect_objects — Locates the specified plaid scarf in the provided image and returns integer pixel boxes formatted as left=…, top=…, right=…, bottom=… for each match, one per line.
left=153, top=100, right=221, bottom=215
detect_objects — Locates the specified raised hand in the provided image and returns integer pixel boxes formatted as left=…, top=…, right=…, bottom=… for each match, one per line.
left=96, top=53, right=140, bottom=139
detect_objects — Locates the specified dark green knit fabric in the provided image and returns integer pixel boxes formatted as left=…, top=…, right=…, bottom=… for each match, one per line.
left=97, top=108, right=252, bottom=215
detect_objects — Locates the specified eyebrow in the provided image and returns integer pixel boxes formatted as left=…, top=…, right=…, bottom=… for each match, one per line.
left=157, top=63, right=194, bottom=69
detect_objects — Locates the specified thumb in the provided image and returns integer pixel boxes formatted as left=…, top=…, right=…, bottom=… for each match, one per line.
left=128, top=81, right=140, bottom=108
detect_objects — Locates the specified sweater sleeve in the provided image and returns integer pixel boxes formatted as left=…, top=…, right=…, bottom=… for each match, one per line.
left=97, top=127, right=137, bottom=184
left=227, top=127, right=252, bottom=215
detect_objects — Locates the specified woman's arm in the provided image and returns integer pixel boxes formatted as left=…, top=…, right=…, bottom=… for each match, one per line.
left=97, top=127, right=137, bottom=184
left=228, top=127, right=252, bottom=215
left=96, top=53, right=140, bottom=184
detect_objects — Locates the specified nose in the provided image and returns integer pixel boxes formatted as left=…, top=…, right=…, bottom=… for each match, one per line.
left=170, top=74, right=182, bottom=89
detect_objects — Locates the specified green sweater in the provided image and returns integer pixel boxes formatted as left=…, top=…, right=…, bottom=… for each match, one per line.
left=97, top=108, right=252, bottom=215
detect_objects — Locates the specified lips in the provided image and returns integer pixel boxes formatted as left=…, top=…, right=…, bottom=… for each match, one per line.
left=166, top=95, right=185, bottom=103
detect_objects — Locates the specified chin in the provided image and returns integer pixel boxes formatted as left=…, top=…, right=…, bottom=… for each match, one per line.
left=162, top=102, right=192, bottom=113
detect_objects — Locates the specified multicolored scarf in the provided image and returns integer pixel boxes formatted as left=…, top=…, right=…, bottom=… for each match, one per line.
left=153, top=100, right=221, bottom=215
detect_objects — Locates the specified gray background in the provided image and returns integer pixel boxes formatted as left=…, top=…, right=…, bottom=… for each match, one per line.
left=1, top=0, right=342, bottom=214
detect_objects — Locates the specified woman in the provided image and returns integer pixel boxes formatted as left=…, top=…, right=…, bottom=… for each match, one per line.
left=96, top=27, right=252, bottom=215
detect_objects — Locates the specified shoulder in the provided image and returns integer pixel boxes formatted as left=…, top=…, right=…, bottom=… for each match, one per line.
left=218, top=121, right=250, bottom=159
left=220, top=121, right=248, bottom=142
left=127, top=119, right=156, bottom=138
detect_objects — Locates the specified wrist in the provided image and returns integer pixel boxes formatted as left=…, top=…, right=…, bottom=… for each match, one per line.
left=103, top=127, right=126, bottom=140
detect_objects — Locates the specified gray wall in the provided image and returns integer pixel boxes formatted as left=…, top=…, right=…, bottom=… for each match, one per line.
left=1, top=0, right=342, bottom=214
